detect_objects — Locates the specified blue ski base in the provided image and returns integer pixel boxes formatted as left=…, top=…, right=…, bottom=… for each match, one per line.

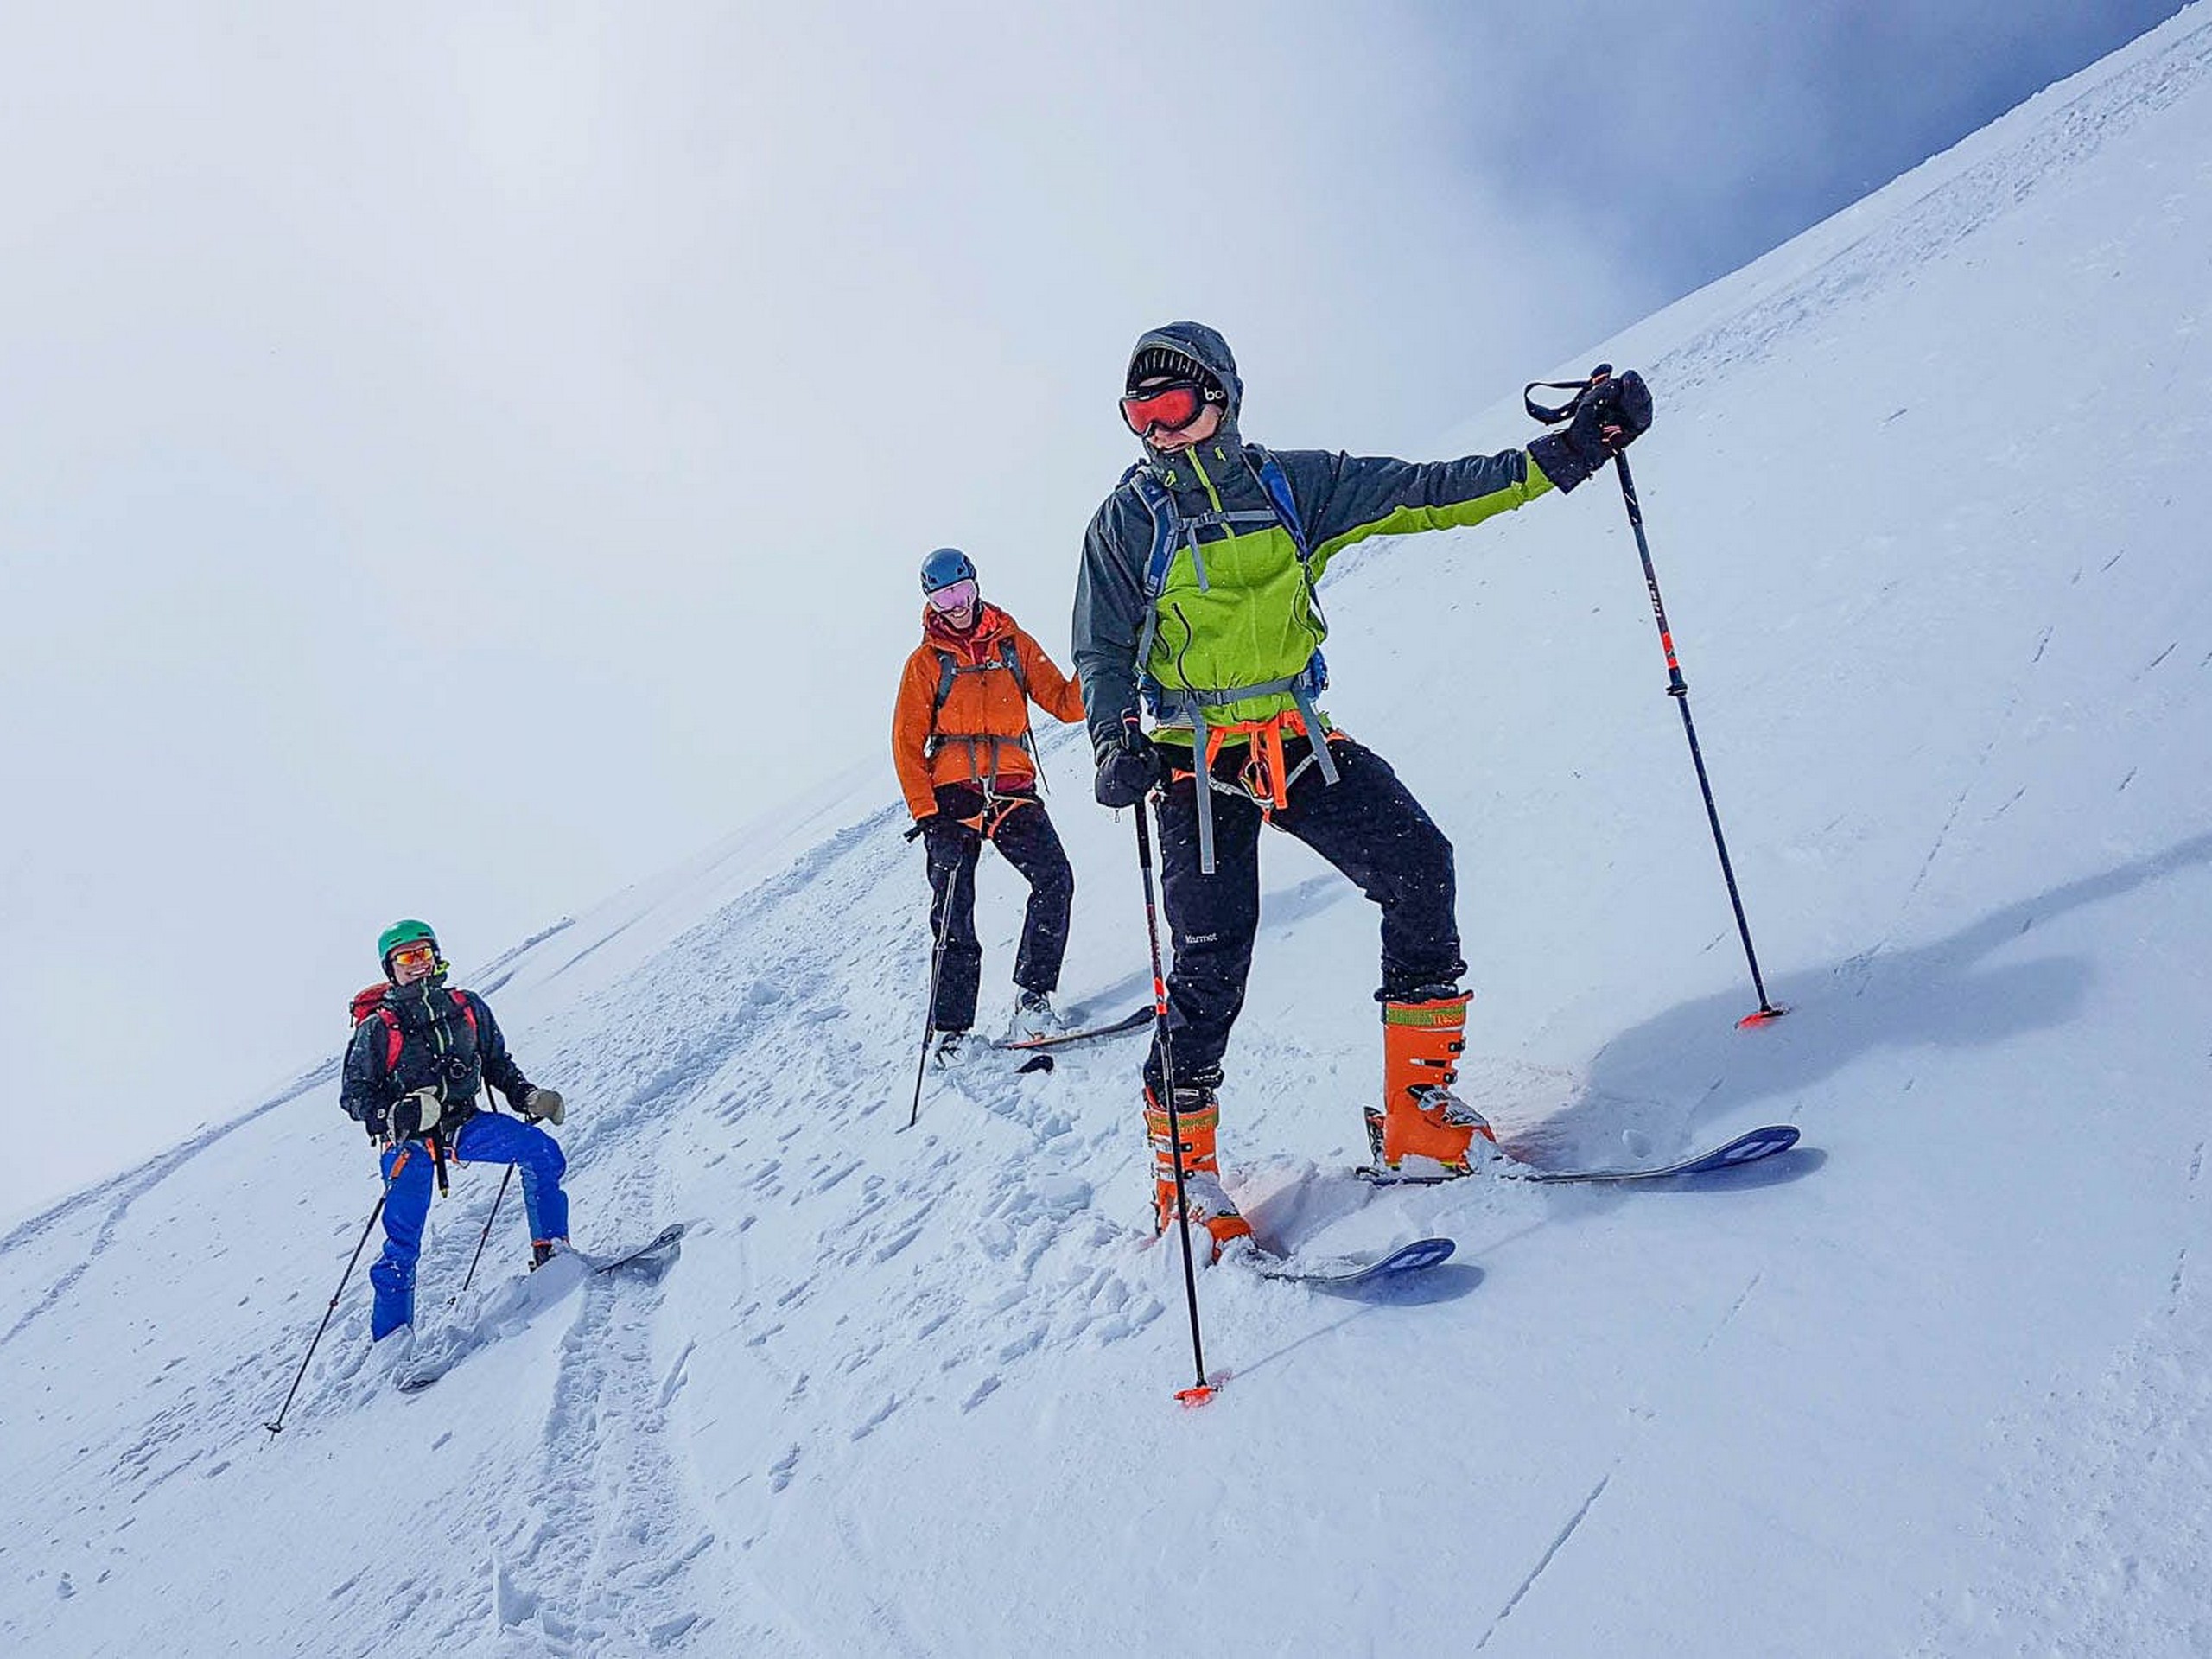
left=1244, top=1236, right=1456, bottom=1287
left=1360, top=1124, right=1802, bottom=1187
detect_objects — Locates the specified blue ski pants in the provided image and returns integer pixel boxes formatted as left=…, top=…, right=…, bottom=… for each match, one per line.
left=370, top=1112, right=570, bottom=1340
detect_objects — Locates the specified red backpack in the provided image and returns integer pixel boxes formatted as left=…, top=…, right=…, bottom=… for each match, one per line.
left=349, top=982, right=476, bottom=1071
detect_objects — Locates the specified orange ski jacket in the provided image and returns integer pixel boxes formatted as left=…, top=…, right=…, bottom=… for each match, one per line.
left=893, top=601, right=1084, bottom=821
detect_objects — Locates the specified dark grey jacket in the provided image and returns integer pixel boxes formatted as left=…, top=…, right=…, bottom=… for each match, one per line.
left=1072, top=321, right=1555, bottom=757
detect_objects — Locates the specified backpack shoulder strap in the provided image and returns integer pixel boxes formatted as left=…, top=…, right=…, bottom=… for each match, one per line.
left=1122, top=463, right=1181, bottom=601
left=1122, top=465, right=1182, bottom=686
left=1245, top=444, right=1311, bottom=565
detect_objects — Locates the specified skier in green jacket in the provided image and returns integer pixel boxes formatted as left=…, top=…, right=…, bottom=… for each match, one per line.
left=1073, top=321, right=1649, bottom=1255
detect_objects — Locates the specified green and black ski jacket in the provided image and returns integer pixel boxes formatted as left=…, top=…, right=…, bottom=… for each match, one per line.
left=1072, top=322, right=1556, bottom=759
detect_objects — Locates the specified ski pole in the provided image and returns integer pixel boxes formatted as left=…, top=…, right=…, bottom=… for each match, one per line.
left=455, top=1085, right=509, bottom=1300
left=1528, top=366, right=1784, bottom=1028
left=266, top=1182, right=389, bottom=1438
left=906, top=845, right=957, bottom=1130
left=454, top=1165, right=512, bottom=1303
left=1126, top=717, right=1214, bottom=1407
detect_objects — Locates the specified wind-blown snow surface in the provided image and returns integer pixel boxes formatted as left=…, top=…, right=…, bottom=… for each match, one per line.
left=9, top=12, right=2212, bottom=1655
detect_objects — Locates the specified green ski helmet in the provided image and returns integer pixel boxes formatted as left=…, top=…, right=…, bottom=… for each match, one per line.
left=377, top=918, right=441, bottom=979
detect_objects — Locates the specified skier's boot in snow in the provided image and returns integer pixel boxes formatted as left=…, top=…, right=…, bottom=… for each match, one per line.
left=932, top=1029, right=975, bottom=1068
left=1146, top=1075, right=1253, bottom=1261
left=530, top=1237, right=570, bottom=1270
left=1007, top=988, right=1065, bottom=1043
left=1365, top=989, right=1497, bottom=1178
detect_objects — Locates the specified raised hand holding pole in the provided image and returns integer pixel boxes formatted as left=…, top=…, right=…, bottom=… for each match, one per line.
left=1528, top=366, right=1785, bottom=1027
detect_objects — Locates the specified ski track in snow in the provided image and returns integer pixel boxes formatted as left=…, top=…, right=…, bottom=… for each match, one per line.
left=0, top=1066, right=330, bottom=1353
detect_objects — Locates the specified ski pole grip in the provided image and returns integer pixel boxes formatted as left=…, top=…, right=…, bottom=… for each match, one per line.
left=1523, top=364, right=1615, bottom=425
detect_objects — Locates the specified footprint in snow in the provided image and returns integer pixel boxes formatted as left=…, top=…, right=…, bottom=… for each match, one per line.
left=768, top=1446, right=801, bottom=1492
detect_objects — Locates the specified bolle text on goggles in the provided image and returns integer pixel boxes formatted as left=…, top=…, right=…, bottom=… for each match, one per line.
left=1119, top=380, right=1215, bottom=438
left=925, top=577, right=979, bottom=614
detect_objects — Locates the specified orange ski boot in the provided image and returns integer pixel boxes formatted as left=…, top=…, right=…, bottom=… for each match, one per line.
left=1145, top=1078, right=1254, bottom=1261
left=1363, top=990, right=1498, bottom=1178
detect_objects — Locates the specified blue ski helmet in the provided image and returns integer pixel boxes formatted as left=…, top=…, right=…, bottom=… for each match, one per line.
left=918, top=547, right=976, bottom=594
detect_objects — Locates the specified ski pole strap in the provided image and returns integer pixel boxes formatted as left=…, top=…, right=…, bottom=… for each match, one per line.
left=1524, top=364, right=1615, bottom=425
left=429, top=1128, right=450, bottom=1197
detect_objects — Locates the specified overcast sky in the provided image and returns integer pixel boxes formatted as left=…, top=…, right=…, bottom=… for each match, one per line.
left=0, top=1, right=2186, bottom=1219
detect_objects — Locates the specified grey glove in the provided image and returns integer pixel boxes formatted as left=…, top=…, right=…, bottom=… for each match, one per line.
left=522, top=1087, right=566, bottom=1128
left=391, top=1087, right=442, bottom=1141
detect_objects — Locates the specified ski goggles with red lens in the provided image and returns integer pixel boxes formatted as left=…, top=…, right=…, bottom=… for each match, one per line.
left=390, top=943, right=437, bottom=971
left=925, top=577, right=979, bottom=613
left=1119, top=380, right=1211, bottom=437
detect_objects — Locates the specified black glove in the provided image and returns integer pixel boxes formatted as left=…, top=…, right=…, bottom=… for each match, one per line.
left=917, top=814, right=968, bottom=862
left=362, top=1108, right=389, bottom=1143
left=391, top=1087, right=442, bottom=1142
left=1528, top=369, right=1653, bottom=493
left=1095, top=728, right=1166, bottom=809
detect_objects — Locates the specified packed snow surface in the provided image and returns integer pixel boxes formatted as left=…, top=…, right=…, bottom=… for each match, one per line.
left=7, top=10, right=2212, bottom=1655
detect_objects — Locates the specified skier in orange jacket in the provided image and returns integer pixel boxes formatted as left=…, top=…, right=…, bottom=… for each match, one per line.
left=893, top=548, right=1085, bottom=1059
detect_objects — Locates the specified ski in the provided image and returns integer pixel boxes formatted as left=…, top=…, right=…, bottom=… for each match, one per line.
left=1243, top=1236, right=1456, bottom=1287
left=1359, top=1124, right=1801, bottom=1187
left=993, top=1007, right=1150, bottom=1052
left=936, top=1044, right=1054, bottom=1075
left=396, top=1225, right=687, bottom=1393
left=581, top=1221, right=689, bottom=1274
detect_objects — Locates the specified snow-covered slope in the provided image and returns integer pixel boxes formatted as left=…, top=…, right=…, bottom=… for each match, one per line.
left=8, top=10, right=2212, bottom=1655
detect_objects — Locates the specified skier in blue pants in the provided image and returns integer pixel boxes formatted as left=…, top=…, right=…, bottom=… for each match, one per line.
left=340, top=919, right=572, bottom=1341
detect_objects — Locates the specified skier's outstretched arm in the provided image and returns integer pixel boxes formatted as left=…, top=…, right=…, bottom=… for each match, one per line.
left=1279, top=446, right=1556, bottom=576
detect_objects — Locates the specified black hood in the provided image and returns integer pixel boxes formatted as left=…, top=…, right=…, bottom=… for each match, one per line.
left=1126, top=321, right=1243, bottom=457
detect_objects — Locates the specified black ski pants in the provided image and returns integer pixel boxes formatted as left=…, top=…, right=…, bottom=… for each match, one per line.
left=1147, top=733, right=1464, bottom=1091
left=924, top=782, right=1074, bottom=1033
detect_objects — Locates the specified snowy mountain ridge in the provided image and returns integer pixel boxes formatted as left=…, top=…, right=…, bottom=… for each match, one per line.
left=6, top=7, right=2212, bottom=1655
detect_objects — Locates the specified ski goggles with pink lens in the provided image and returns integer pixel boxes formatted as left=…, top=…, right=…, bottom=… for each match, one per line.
left=925, top=577, right=979, bottom=613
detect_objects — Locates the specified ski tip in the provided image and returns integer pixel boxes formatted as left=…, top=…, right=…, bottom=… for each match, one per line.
left=1736, top=1005, right=1789, bottom=1029
left=1729, top=1124, right=1802, bottom=1160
